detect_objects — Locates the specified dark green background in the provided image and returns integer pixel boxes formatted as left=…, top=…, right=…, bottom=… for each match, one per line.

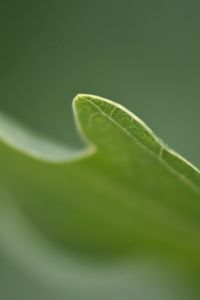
left=0, top=1, right=200, bottom=298
left=0, top=0, right=199, bottom=166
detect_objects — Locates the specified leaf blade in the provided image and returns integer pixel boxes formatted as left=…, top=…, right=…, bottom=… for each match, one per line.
left=0, top=94, right=200, bottom=298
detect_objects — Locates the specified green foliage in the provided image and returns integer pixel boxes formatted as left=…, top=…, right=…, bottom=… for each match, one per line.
left=0, top=94, right=199, bottom=299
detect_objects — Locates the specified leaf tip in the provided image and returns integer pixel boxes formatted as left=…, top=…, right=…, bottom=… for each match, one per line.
left=73, top=93, right=90, bottom=105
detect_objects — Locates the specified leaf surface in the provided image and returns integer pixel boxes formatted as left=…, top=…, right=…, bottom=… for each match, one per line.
left=0, top=94, right=199, bottom=299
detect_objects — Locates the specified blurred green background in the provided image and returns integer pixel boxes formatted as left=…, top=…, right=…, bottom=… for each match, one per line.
left=0, top=0, right=200, bottom=298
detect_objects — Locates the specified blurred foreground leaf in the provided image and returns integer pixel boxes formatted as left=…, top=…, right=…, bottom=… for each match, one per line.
left=0, top=94, right=199, bottom=299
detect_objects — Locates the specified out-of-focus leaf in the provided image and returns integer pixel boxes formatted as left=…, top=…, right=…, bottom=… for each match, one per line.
left=0, top=94, right=199, bottom=299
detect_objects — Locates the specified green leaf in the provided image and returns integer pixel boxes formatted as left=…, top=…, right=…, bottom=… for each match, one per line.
left=0, top=94, right=199, bottom=299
